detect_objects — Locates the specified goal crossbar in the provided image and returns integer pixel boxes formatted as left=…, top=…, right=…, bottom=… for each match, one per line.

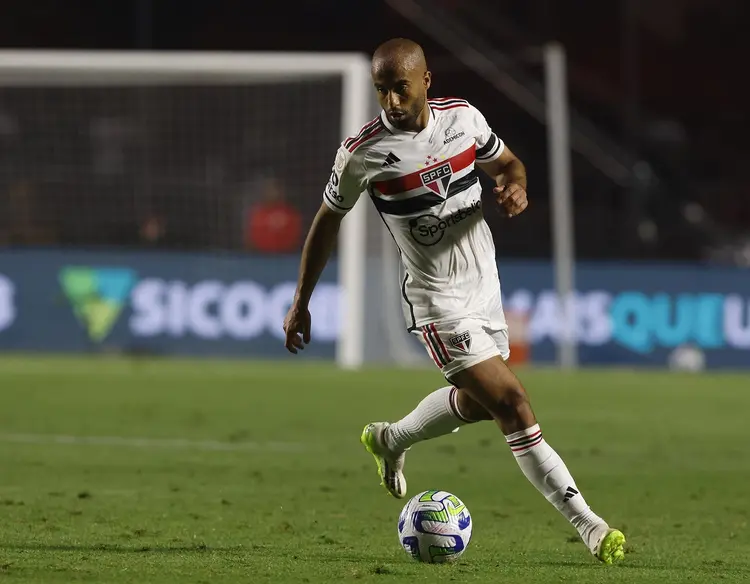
left=0, top=51, right=369, bottom=83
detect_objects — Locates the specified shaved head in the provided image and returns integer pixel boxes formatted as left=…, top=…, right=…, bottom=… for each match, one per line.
left=372, top=38, right=427, bottom=77
left=371, top=38, right=431, bottom=131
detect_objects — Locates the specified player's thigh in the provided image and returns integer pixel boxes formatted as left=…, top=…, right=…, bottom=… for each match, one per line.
left=452, top=356, right=537, bottom=432
left=412, top=317, right=520, bottom=423
left=453, top=306, right=518, bottom=422
left=453, top=330, right=510, bottom=422
left=450, top=355, right=527, bottom=416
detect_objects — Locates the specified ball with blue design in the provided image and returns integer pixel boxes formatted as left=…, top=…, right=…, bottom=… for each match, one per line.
left=397, top=489, right=472, bottom=563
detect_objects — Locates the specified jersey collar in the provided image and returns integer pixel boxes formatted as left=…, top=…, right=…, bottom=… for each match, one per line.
left=380, top=104, right=435, bottom=137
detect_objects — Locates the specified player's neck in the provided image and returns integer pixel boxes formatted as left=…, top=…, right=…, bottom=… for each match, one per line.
left=399, top=104, right=430, bottom=133
left=414, top=104, right=430, bottom=132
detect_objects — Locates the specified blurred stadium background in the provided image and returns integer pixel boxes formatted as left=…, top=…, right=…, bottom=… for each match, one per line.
left=0, top=1, right=748, bottom=583
left=1, top=0, right=748, bottom=369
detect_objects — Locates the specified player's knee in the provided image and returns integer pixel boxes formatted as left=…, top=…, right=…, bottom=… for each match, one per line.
left=487, top=381, right=529, bottom=421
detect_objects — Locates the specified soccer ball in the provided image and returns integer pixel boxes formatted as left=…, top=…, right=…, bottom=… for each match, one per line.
left=397, top=489, right=472, bottom=563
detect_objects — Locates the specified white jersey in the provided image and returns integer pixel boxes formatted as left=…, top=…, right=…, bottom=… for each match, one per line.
left=322, top=97, right=505, bottom=330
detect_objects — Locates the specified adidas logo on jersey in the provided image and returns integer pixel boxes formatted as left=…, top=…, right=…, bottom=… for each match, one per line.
left=382, top=152, right=401, bottom=167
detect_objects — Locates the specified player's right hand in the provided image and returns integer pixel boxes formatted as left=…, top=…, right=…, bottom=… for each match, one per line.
left=283, top=303, right=311, bottom=354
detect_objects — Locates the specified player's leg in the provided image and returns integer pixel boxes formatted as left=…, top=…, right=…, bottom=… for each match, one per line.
left=360, top=384, right=490, bottom=499
left=384, top=384, right=491, bottom=451
left=360, top=323, right=494, bottom=499
left=449, top=356, right=625, bottom=564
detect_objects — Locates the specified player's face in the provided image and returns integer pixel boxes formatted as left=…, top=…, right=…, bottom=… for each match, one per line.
left=372, top=65, right=431, bottom=130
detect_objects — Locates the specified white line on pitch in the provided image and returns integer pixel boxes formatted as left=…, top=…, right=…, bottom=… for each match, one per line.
left=0, top=433, right=314, bottom=452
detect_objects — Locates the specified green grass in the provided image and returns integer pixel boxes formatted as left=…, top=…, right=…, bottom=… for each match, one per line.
left=0, top=357, right=748, bottom=583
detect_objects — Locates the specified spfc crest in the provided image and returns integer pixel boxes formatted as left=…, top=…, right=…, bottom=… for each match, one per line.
left=419, top=161, right=453, bottom=197
left=449, top=330, right=472, bottom=353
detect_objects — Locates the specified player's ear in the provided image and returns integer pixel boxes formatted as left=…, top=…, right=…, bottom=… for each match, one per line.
left=424, top=71, right=432, bottom=91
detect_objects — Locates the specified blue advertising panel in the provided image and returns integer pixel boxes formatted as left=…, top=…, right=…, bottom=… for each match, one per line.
left=0, top=250, right=748, bottom=368
left=0, top=249, right=339, bottom=358
left=499, top=261, right=750, bottom=368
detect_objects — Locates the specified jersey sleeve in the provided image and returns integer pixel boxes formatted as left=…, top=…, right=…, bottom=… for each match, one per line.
left=469, top=104, right=505, bottom=163
left=322, top=145, right=366, bottom=215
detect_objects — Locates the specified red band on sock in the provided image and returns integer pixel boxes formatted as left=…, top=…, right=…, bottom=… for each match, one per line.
left=508, top=432, right=544, bottom=452
left=506, top=428, right=544, bottom=453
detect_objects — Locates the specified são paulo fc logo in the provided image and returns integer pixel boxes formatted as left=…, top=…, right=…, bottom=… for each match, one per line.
left=449, top=331, right=472, bottom=353
left=409, top=200, right=482, bottom=246
left=420, top=162, right=453, bottom=197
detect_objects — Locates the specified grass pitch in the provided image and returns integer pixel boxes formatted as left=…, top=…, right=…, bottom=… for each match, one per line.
left=0, top=357, right=748, bottom=583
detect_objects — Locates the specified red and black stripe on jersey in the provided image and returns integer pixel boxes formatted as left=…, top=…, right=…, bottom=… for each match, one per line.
left=430, top=98, right=501, bottom=160
left=370, top=145, right=479, bottom=216
left=428, top=97, right=469, bottom=111
left=344, top=117, right=386, bottom=152
left=346, top=100, right=465, bottom=151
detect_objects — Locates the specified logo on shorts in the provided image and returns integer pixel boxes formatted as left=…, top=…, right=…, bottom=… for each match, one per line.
left=449, top=330, right=472, bottom=353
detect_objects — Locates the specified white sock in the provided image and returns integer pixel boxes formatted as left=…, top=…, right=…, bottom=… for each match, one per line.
left=384, top=386, right=473, bottom=454
left=506, top=424, right=606, bottom=544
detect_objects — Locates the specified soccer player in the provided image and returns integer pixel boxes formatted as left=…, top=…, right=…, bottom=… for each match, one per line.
left=283, top=38, right=625, bottom=564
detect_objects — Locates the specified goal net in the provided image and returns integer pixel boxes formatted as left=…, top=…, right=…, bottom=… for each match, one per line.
left=0, top=50, right=429, bottom=369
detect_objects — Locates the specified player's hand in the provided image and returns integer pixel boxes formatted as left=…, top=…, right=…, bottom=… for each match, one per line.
left=283, top=303, right=311, bottom=354
left=494, top=183, right=528, bottom=217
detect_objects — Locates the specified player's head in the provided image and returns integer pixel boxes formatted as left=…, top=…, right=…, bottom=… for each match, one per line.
left=371, top=38, right=431, bottom=130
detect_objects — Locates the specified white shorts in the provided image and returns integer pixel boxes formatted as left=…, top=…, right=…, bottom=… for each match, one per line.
left=413, top=309, right=510, bottom=381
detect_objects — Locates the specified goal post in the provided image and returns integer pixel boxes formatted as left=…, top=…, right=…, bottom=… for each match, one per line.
left=0, top=50, right=384, bottom=368
left=337, top=58, right=370, bottom=370
left=543, top=43, right=578, bottom=370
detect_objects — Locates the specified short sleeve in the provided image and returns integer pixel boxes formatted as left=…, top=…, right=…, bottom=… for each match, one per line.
left=470, top=105, right=504, bottom=163
left=322, top=145, right=365, bottom=214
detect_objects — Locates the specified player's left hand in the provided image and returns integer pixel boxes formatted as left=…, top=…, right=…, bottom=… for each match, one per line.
left=494, top=183, right=528, bottom=217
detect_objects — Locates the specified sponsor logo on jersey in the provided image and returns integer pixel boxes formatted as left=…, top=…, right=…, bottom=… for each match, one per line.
left=334, top=148, right=347, bottom=173
left=408, top=199, right=482, bottom=246
left=443, top=126, right=466, bottom=145
left=449, top=330, right=472, bottom=353
left=419, top=162, right=453, bottom=197
left=325, top=181, right=342, bottom=202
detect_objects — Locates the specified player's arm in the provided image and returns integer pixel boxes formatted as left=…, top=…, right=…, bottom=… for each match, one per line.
left=469, top=103, right=528, bottom=218
left=283, top=146, right=364, bottom=354
left=295, top=203, right=344, bottom=306
left=477, top=146, right=528, bottom=218
left=477, top=145, right=527, bottom=190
